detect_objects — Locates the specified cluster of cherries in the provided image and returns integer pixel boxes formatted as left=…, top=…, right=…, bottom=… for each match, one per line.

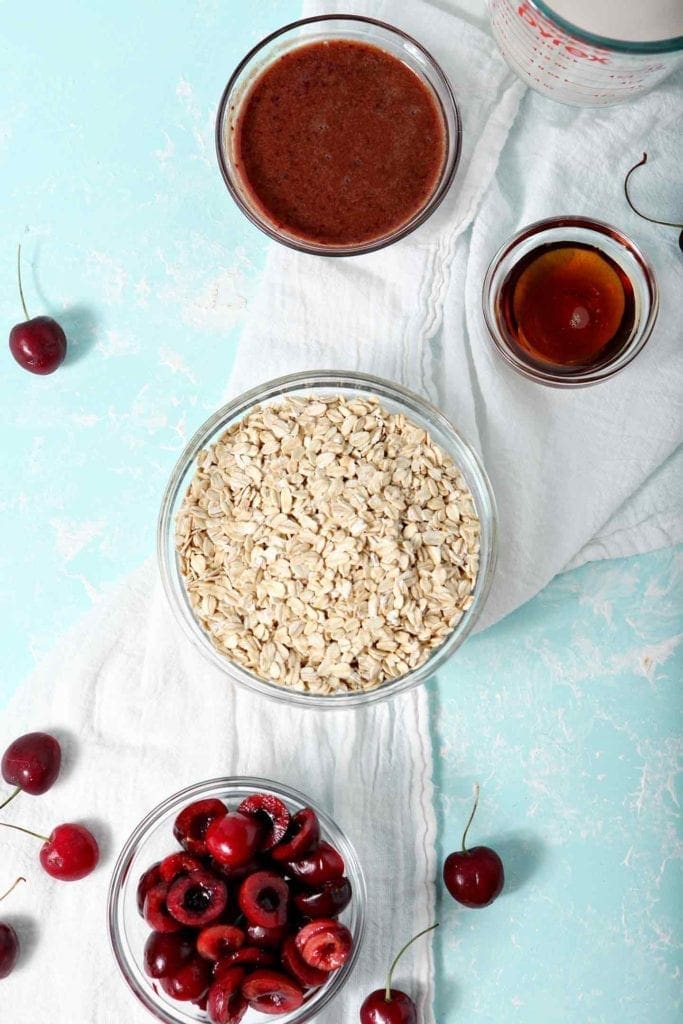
left=138, top=792, right=354, bottom=1021
left=0, top=730, right=504, bottom=1024
left=0, top=730, right=99, bottom=980
left=137, top=785, right=504, bottom=1024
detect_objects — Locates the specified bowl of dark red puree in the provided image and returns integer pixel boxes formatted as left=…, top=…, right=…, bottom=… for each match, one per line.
left=216, top=15, right=461, bottom=256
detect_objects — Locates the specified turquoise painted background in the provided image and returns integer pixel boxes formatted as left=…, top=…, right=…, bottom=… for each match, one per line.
left=0, top=2, right=680, bottom=1022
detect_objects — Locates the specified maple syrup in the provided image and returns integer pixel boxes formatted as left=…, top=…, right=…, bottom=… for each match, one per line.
left=498, top=242, right=636, bottom=369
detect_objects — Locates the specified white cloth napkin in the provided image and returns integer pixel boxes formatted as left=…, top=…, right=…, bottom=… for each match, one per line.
left=2, top=2, right=682, bottom=1023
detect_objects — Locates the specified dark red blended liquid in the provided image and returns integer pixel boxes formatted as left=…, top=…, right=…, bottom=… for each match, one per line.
left=233, top=39, right=447, bottom=247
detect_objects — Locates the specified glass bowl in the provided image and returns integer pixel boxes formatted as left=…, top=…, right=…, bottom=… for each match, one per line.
left=215, top=15, right=462, bottom=256
left=107, top=777, right=367, bottom=1024
left=482, top=216, right=659, bottom=387
left=157, top=370, right=497, bottom=709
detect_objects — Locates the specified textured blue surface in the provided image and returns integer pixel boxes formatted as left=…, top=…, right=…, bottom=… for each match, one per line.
left=0, top=3, right=680, bottom=1022
left=0, top=0, right=285, bottom=681
left=432, top=547, right=682, bottom=1022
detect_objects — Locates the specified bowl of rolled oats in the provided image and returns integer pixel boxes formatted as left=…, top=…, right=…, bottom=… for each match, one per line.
left=158, top=370, right=497, bottom=707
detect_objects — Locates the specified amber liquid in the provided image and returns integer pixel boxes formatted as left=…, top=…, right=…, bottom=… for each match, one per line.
left=499, top=242, right=636, bottom=369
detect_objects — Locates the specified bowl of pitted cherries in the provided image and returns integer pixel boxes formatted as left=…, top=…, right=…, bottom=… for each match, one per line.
left=107, top=777, right=366, bottom=1023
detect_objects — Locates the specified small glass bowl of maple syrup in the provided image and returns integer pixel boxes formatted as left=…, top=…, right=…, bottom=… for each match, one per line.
left=482, top=216, right=658, bottom=387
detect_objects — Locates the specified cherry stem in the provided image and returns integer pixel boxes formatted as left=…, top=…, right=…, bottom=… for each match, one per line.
left=385, top=923, right=439, bottom=1002
left=0, top=876, right=26, bottom=902
left=461, top=783, right=480, bottom=854
left=624, top=153, right=683, bottom=229
left=0, top=787, right=21, bottom=812
left=0, top=821, right=50, bottom=844
left=17, top=244, right=30, bottom=320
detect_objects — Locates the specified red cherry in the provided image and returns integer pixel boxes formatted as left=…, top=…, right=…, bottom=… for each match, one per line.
left=165, top=869, right=228, bottom=927
left=8, top=247, right=66, bottom=375
left=443, top=785, right=504, bottom=908
left=241, top=969, right=304, bottom=1014
left=360, top=990, right=417, bottom=1024
left=295, top=918, right=353, bottom=972
left=197, top=924, right=246, bottom=960
left=359, top=924, right=438, bottom=1024
left=237, top=793, right=290, bottom=851
left=143, top=882, right=182, bottom=933
left=293, top=876, right=352, bottom=918
left=173, top=798, right=227, bottom=856
left=207, top=967, right=248, bottom=1024
left=0, top=877, right=25, bottom=979
left=280, top=934, right=328, bottom=989
left=0, top=923, right=19, bottom=981
left=238, top=870, right=289, bottom=929
left=443, top=846, right=504, bottom=908
left=158, top=851, right=205, bottom=884
left=143, top=930, right=195, bottom=979
left=39, top=823, right=99, bottom=881
left=160, top=956, right=211, bottom=1001
left=1, top=731, right=62, bottom=803
left=206, top=811, right=265, bottom=869
left=271, top=807, right=319, bottom=862
left=286, top=840, right=345, bottom=885
left=136, top=861, right=162, bottom=915
left=0, top=821, right=99, bottom=881
left=10, top=317, right=67, bottom=375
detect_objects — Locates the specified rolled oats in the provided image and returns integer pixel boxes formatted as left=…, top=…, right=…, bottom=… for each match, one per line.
left=176, top=395, right=480, bottom=694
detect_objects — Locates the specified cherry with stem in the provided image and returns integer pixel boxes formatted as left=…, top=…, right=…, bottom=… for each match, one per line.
left=8, top=246, right=67, bottom=375
left=359, top=923, right=439, bottom=1024
left=623, top=153, right=683, bottom=251
left=443, top=783, right=505, bottom=909
left=0, top=820, right=99, bottom=882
